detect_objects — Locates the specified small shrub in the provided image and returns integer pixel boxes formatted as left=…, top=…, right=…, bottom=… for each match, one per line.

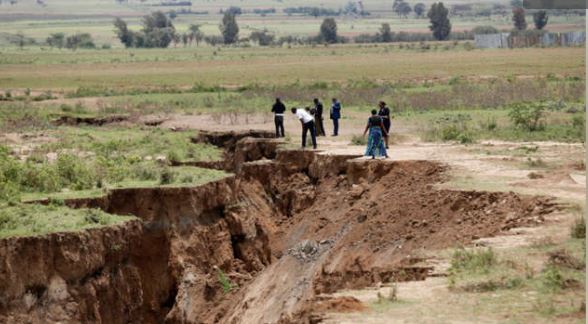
left=450, top=248, right=496, bottom=274
left=180, top=174, right=194, bottom=183
left=167, top=150, right=181, bottom=163
left=540, top=266, right=565, bottom=292
left=350, top=135, right=367, bottom=146
left=159, top=167, right=176, bottom=185
left=571, top=217, right=585, bottom=239
left=508, top=102, right=546, bottom=131
left=217, top=268, right=234, bottom=293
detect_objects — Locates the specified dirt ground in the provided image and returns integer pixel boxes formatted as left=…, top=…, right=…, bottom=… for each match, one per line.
left=167, top=113, right=586, bottom=323
left=0, top=111, right=585, bottom=323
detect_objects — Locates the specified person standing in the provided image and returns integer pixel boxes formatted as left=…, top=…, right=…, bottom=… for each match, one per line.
left=291, top=107, right=317, bottom=149
left=378, top=101, right=391, bottom=148
left=363, top=109, right=388, bottom=159
left=330, top=98, right=341, bottom=136
left=272, top=98, right=286, bottom=137
left=313, top=98, right=326, bottom=136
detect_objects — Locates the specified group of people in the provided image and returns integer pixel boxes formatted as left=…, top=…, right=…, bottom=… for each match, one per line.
left=271, top=98, right=391, bottom=159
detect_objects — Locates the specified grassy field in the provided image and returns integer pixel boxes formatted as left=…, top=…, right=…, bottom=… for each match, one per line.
left=0, top=46, right=584, bottom=89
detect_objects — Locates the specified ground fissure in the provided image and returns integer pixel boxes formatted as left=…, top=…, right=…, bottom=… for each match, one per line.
left=0, top=131, right=558, bottom=323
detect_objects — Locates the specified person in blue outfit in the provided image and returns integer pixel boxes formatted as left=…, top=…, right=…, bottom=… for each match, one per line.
left=362, top=109, right=388, bottom=159
left=330, top=98, right=341, bottom=136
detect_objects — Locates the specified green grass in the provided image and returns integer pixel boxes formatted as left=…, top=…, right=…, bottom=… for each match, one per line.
left=416, top=109, right=586, bottom=143
left=0, top=46, right=584, bottom=89
left=29, top=126, right=221, bottom=163
left=0, top=203, right=134, bottom=239
left=20, top=166, right=229, bottom=202
left=446, top=237, right=586, bottom=320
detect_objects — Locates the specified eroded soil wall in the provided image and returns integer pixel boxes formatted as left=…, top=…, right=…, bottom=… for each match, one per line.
left=0, top=135, right=558, bottom=323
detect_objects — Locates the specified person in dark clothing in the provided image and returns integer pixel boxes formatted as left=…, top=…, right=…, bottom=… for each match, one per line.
left=291, top=107, right=317, bottom=149
left=313, top=98, right=326, bottom=136
left=272, top=98, right=286, bottom=137
left=363, top=109, right=388, bottom=159
left=330, top=98, right=341, bottom=136
left=378, top=101, right=391, bottom=148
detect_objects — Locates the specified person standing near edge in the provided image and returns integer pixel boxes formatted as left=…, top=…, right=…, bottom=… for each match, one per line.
left=363, top=109, right=388, bottom=159
left=330, top=98, right=341, bottom=136
left=378, top=101, right=391, bottom=148
left=272, top=98, right=286, bottom=137
left=313, top=98, right=326, bottom=136
left=291, top=107, right=317, bottom=149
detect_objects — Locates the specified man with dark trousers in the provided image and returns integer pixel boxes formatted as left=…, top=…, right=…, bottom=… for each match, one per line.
left=313, top=98, right=326, bottom=136
left=291, top=107, right=317, bottom=149
left=271, top=98, right=286, bottom=137
left=330, top=98, right=341, bottom=136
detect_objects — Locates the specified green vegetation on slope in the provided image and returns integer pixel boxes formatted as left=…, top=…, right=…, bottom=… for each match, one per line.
left=0, top=203, right=134, bottom=239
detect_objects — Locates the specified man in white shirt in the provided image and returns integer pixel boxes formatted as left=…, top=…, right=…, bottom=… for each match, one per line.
left=291, top=107, right=317, bottom=149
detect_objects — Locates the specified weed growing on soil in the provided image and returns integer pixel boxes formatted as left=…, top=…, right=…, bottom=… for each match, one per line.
left=217, top=268, right=235, bottom=293
left=450, top=248, right=496, bottom=274
left=350, top=135, right=367, bottom=146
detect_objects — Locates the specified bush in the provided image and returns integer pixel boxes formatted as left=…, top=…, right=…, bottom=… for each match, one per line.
left=350, top=135, right=367, bottom=145
left=472, top=25, right=499, bottom=34
left=450, top=248, right=496, bottom=274
left=571, top=217, right=586, bottom=239
left=508, top=102, right=546, bottom=131
left=159, top=167, right=176, bottom=185
left=55, top=154, right=96, bottom=190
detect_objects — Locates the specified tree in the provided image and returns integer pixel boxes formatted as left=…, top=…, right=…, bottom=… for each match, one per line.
left=319, top=18, right=338, bottom=43
left=65, top=33, right=96, bottom=50
left=427, top=2, right=451, bottom=41
left=225, top=6, right=242, bottom=15
left=250, top=30, right=275, bottom=46
left=189, top=24, right=204, bottom=46
left=512, top=7, right=527, bottom=30
left=378, top=23, right=392, bottom=42
left=533, top=10, right=548, bottom=30
left=393, top=0, right=412, bottom=17
left=397, top=2, right=412, bottom=17
left=220, top=12, right=239, bottom=44
left=472, top=25, right=499, bottom=35
left=46, top=33, right=66, bottom=48
left=414, top=3, right=426, bottom=17
left=114, top=12, right=176, bottom=48
left=113, top=18, right=134, bottom=48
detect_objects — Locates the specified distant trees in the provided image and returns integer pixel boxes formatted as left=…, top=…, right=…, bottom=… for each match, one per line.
left=46, top=32, right=94, bottom=50
left=414, top=3, right=426, bottom=17
left=378, top=23, right=392, bottom=42
left=223, top=6, right=242, bottom=15
left=393, top=0, right=412, bottom=17
left=284, top=6, right=340, bottom=17
left=220, top=12, right=239, bottom=44
left=46, top=33, right=65, bottom=48
left=189, top=24, right=204, bottom=46
left=65, top=33, right=96, bottom=49
left=428, top=2, right=451, bottom=40
left=250, top=30, right=275, bottom=46
left=512, top=7, right=527, bottom=30
left=319, top=18, right=338, bottom=43
left=113, top=11, right=176, bottom=48
left=472, top=25, right=499, bottom=35
left=533, top=10, right=548, bottom=30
